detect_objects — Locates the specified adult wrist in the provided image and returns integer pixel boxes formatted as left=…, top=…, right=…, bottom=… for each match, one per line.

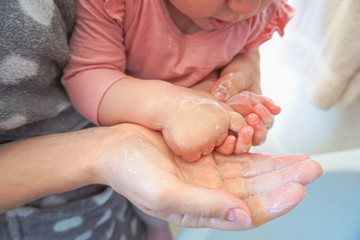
left=90, top=124, right=144, bottom=187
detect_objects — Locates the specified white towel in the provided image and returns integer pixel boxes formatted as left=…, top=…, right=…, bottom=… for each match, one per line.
left=309, top=0, right=360, bottom=109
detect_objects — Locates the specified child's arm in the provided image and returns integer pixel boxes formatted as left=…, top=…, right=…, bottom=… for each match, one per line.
left=98, top=77, right=246, bottom=161
left=211, top=49, right=262, bottom=101
left=63, top=0, right=250, bottom=162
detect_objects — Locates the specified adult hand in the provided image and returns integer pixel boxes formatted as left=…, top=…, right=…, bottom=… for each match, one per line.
left=95, top=124, right=323, bottom=230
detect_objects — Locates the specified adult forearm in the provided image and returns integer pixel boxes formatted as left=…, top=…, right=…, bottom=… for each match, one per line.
left=0, top=129, right=99, bottom=213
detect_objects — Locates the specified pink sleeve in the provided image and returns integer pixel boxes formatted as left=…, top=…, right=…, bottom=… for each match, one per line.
left=62, top=0, right=128, bottom=125
left=243, top=0, right=295, bottom=51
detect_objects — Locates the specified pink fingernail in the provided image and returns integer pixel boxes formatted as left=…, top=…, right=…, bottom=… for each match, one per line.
left=247, top=114, right=262, bottom=128
left=227, top=209, right=252, bottom=226
left=243, top=126, right=254, bottom=136
left=247, top=113, right=259, bottom=122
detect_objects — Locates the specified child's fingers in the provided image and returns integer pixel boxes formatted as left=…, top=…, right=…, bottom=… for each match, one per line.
left=246, top=113, right=267, bottom=145
left=253, top=103, right=274, bottom=129
left=226, top=92, right=254, bottom=115
left=215, top=135, right=236, bottom=155
left=246, top=92, right=281, bottom=115
left=228, top=111, right=247, bottom=133
left=234, top=126, right=254, bottom=154
left=260, top=98, right=281, bottom=115
left=227, top=91, right=281, bottom=116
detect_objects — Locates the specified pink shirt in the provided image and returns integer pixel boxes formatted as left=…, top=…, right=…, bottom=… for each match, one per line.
left=62, top=0, right=294, bottom=124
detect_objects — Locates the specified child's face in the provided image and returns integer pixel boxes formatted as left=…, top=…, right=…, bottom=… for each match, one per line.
left=168, top=0, right=274, bottom=30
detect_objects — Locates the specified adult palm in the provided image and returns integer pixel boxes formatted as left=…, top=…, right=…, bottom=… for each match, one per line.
left=97, top=124, right=322, bottom=231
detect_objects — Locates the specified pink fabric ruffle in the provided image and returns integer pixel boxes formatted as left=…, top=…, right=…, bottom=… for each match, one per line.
left=243, top=0, right=295, bottom=51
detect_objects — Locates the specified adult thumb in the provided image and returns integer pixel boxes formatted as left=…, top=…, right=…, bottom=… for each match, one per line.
left=165, top=183, right=252, bottom=230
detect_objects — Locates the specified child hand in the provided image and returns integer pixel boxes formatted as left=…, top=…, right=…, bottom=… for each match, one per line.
left=227, top=91, right=281, bottom=147
left=210, top=72, right=262, bottom=102
left=161, top=90, right=247, bottom=162
left=212, top=91, right=281, bottom=154
left=191, top=72, right=280, bottom=155
left=209, top=72, right=281, bottom=127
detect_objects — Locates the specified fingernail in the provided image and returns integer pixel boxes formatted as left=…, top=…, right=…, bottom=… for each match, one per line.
left=243, top=126, right=254, bottom=136
left=227, top=209, right=252, bottom=226
left=247, top=113, right=261, bottom=126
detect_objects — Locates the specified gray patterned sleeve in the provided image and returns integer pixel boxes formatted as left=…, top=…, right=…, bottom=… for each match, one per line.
left=0, top=0, right=90, bottom=142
